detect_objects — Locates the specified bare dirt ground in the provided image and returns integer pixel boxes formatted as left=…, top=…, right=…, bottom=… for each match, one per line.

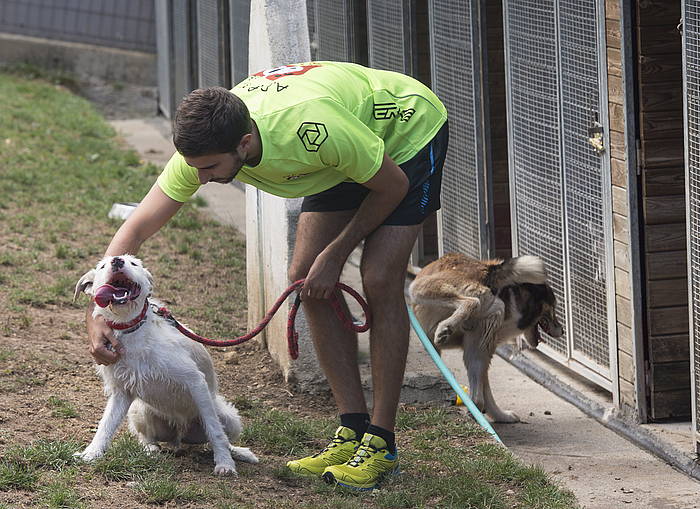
left=0, top=75, right=577, bottom=509
left=0, top=307, right=333, bottom=446
left=0, top=300, right=348, bottom=508
left=0, top=76, right=364, bottom=509
left=78, top=77, right=160, bottom=121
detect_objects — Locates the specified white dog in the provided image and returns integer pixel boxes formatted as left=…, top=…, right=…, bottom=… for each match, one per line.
left=74, top=254, right=258, bottom=476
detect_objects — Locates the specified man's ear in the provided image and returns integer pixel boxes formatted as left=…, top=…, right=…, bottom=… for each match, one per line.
left=237, top=132, right=253, bottom=151
left=74, top=269, right=96, bottom=303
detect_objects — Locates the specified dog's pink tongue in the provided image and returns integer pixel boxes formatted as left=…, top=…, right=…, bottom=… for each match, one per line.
left=94, top=284, right=129, bottom=308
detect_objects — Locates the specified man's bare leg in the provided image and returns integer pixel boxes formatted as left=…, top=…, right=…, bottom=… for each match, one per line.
left=288, top=210, right=368, bottom=415
left=360, top=224, right=421, bottom=431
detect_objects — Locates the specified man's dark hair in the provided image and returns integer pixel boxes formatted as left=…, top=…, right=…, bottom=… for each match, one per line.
left=173, top=87, right=252, bottom=157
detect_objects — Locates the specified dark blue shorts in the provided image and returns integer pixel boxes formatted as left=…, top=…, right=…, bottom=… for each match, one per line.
left=300, top=121, right=448, bottom=226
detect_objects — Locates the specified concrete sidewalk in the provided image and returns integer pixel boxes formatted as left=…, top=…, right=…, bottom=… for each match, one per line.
left=110, top=117, right=700, bottom=509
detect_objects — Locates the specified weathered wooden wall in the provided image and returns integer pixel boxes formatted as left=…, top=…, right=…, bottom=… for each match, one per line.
left=606, top=0, right=689, bottom=420
left=486, top=0, right=512, bottom=260
left=605, top=0, right=638, bottom=411
left=411, top=1, right=510, bottom=266
left=636, top=0, right=689, bottom=420
left=412, top=0, right=689, bottom=420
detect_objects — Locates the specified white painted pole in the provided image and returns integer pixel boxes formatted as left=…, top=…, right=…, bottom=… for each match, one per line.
left=245, top=1, right=317, bottom=383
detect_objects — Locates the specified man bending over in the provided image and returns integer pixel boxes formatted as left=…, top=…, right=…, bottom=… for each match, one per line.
left=86, top=61, right=448, bottom=491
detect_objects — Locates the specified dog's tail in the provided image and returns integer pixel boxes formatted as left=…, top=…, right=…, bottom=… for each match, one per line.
left=487, top=255, right=547, bottom=290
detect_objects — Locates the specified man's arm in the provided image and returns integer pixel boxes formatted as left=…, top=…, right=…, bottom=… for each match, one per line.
left=87, top=183, right=184, bottom=364
left=301, top=153, right=409, bottom=299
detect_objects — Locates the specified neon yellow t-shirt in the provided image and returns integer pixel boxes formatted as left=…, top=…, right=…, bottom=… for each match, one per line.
left=158, top=61, right=447, bottom=202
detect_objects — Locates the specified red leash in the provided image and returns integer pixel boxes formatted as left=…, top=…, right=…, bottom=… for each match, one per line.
left=154, top=279, right=371, bottom=360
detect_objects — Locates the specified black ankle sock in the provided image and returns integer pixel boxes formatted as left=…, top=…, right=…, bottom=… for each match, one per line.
left=339, top=413, right=370, bottom=439
left=366, top=424, right=396, bottom=454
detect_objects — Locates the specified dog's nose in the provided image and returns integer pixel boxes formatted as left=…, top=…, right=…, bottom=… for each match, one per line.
left=111, top=257, right=125, bottom=271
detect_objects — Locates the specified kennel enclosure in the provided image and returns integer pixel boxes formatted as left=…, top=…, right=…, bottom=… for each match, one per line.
left=428, top=0, right=493, bottom=260
left=504, top=0, right=617, bottom=391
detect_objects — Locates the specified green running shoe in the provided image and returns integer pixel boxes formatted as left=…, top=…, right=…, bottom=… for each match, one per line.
left=321, top=432, right=399, bottom=490
left=286, top=426, right=360, bottom=477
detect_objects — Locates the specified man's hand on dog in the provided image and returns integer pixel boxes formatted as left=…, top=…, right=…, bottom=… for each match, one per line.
left=87, top=314, right=124, bottom=364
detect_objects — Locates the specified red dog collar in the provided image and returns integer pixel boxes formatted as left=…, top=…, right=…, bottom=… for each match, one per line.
left=102, top=300, right=149, bottom=332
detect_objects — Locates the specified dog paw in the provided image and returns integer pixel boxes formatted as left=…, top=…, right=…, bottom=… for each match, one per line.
left=74, top=448, right=104, bottom=462
left=435, top=323, right=453, bottom=346
left=491, top=410, right=520, bottom=423
left=214, top=462, right=238, bottom=476
left=143, top=444, right=161, bottom=455
left=230, top=446, right=259, bottom=464
left=473, top=397, right=487, bottom=414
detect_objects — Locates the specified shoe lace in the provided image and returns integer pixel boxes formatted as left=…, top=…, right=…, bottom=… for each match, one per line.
left=313, top=435, right=354, bottom=458
left=348, top=443, right=382, bottom=468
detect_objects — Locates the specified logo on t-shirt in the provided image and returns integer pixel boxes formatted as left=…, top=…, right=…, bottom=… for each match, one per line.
left=373, top=102, right=416, bottom=122
left=297, top=122, right=328, bottom=152
left=254, top=64, right=320, bottom=81
left=285, top=173, right=310, bottom=181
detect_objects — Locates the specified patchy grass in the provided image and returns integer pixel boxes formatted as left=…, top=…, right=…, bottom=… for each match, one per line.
left=0, top=462, right=39, bottom=492
left=0, top=409, right=578, bottom=508
left=38, top=471, right=86, bottom=509
left=241, top=407, right=336, bottom=456
left=0, top=71, right=247, bottom=336
left=132, top=474, right=210, bottom=505
left=0, top=70, right=579, bottom=508
left=4, top=439, right=80, bottom=470
left=91, top=435, right=175, bottom=482
left=47, top=396, right=79, bottom=419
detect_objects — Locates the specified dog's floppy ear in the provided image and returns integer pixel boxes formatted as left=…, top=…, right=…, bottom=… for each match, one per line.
left=143, top=266, right=154, bottom=294
left=74, top=269, right=96, bottom=302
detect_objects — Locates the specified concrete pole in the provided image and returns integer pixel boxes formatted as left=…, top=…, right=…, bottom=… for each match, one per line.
left=245, top=1, right=323, bottom=388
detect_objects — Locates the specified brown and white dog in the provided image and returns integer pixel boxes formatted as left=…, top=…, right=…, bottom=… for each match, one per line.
left=409, top=253, right=563, bottom=422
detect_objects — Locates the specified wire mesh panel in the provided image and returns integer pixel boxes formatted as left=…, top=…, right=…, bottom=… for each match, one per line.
left=504, top=0, right=569, bottom=356
left=172, top=0, right=196, bottom=112
left=307, top=0, right=318, bottom=60
left=429, top=0, right=487, bottom=258
left=316, top=2, right=348, bottom=61
left=197, top=0, right=229, bottom=88
left=505, top=0, right=612, bottom=381
left=366, top=0, right=414, bottom=74
left=155, top=0, right=172, bottom=119
left=315, top=0, right=353, bottom=61
left=684, top=0, right=700, bottom=449
left=229, top=0, right=250, bottom=85
left=0, top=0, right=156, bottom=52
left=155, top=0, right=196, bottom=119
left=558, top=0, right=610, bottom=371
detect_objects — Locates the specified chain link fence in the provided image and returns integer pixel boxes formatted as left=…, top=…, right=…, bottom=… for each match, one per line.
left=0, top=0, right=156, bottom=53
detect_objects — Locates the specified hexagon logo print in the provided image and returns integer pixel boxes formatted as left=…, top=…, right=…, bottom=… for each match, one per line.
left=297, top=122, right=328, bottom=152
